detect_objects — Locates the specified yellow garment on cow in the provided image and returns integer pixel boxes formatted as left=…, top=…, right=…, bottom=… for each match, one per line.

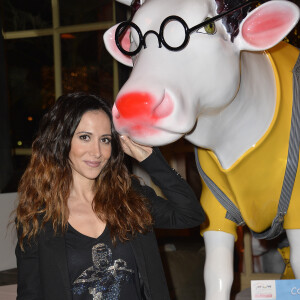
left=197, top=42, right=300, bottom=240
left=278, top=247, right=295, bottom=279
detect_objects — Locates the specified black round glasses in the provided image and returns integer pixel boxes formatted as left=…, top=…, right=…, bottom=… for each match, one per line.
left=115, top=0, right=259, bottom=56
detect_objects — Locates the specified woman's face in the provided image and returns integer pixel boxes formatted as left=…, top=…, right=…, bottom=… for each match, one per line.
left=69, top=110, right=112, bottom=183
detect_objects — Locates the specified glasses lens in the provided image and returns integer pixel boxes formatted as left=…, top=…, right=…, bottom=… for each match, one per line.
left=161, top=16, right=189, bottom=51
left=116, top=22, right=142, bottom=56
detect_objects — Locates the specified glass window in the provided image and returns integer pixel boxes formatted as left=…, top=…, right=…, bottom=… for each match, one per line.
left=59, top=0, right=113, bottom=26
left=6, top=36, right=55, bottom=149
left=3, top=36, right=55, bottom=193
left=61, top=30, right=114, bottom=102
left=2, top=0, right=52, bottom=31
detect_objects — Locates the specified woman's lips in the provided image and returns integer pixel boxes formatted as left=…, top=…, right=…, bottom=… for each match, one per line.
left=84, top=161, right=101, bottom=168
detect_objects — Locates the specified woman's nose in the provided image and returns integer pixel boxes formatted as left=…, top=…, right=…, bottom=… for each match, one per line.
left=90, top=142, right=101, bottom=158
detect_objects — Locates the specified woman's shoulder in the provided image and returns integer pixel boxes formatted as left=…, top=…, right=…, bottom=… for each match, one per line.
left=16, top=215, right=57, bottom=241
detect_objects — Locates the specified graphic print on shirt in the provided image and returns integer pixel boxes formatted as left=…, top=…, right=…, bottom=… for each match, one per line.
left=72, top=243, right=134, bottom=300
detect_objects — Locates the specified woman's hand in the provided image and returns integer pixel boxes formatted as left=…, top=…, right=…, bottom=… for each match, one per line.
left=120, top=135, right=153, bottom=162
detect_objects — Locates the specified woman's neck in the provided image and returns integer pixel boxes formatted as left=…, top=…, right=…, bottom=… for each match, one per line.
left=69, top=174, right=96, bottom=204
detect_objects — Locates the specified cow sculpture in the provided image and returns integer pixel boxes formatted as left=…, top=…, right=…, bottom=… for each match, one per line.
left=104, top=0, right=300, bottom=299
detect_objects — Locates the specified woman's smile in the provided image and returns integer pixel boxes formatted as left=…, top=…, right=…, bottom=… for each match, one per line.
left=84, top=160, right=102, bottom=168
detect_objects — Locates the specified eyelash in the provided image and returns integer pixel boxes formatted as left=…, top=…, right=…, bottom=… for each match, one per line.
left=79, top=135, right=90, bottom=141
left=79, top=135, right=111, bottom=144
left=101, top=137, right=111, bottom=144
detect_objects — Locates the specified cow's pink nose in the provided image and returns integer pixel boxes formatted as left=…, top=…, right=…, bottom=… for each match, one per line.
left=115, top=92, right=173, bottom=121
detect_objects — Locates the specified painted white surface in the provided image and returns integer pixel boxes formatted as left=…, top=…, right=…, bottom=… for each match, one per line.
left=0, top=193, right=17, bottom=271
left=286, top=229, right=300, bottom=278
left=204, top=231, right=235, bottom=299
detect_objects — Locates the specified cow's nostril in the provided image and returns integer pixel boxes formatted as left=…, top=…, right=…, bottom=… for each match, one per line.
left=112, top=104, right=120, bottom=119
left=112, top=105, right=121, bottom=119
left=153, top=92, right=174, bottom=118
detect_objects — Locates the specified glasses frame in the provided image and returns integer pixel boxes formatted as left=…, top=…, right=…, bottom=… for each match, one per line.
left=115, top=0, right=259, bottom=56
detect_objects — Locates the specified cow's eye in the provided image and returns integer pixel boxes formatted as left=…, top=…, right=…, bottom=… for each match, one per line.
left=204, top=18, right=216, bottom=35
left=196, top=17, right=216, bottom=35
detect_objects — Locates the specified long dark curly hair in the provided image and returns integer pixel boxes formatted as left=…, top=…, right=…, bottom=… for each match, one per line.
left=16, top=92, right=152, bottom=250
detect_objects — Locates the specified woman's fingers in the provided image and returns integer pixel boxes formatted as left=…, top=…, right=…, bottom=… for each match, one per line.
left=120, top=135, right=153, bottom=162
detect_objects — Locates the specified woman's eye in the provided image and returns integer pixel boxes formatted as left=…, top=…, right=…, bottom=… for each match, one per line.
left=197, top=17, right=216, bottom=35
left=79, top=135, right=90, bottom=141
left=101, top=137, right=111, bottom=144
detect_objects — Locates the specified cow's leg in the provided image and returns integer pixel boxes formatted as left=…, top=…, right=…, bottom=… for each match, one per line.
left=203, top=231, right=235, bottom=300
left=286, top=229, right=300, bottom=278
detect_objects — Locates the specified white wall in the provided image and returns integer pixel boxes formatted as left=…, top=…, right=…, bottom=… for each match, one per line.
left=0, top=193, right=17, bottom=271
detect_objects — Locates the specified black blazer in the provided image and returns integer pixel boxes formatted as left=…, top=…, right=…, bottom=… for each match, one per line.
left=16, top=149, right=205, bottom=300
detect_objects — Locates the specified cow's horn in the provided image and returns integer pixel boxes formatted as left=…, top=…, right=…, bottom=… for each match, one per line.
left=116, top=0, right=132, bottom=5
left=117, top=0, right=131, bottom=6
left=116, top=0, right=145, bottom=6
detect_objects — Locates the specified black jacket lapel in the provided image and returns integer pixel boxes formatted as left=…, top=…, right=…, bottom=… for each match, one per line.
left=40, top=225, right=72, bottom=300
left=130, top=237, right=151, bottom=300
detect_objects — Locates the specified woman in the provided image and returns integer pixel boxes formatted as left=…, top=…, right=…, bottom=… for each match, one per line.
left=15, top=92, right=205, bottom=300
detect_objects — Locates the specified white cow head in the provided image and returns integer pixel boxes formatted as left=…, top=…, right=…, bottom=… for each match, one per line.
left=104, top=0, right=299, bottom=153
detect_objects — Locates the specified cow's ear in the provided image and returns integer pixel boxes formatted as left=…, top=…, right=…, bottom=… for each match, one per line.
left=235, top=0, right=299, bottom=51
left=103, top=23, right=133, bottom=67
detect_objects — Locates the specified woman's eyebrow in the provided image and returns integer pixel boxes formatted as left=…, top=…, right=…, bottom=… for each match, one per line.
left=76, top=131, right=92, bottom=135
